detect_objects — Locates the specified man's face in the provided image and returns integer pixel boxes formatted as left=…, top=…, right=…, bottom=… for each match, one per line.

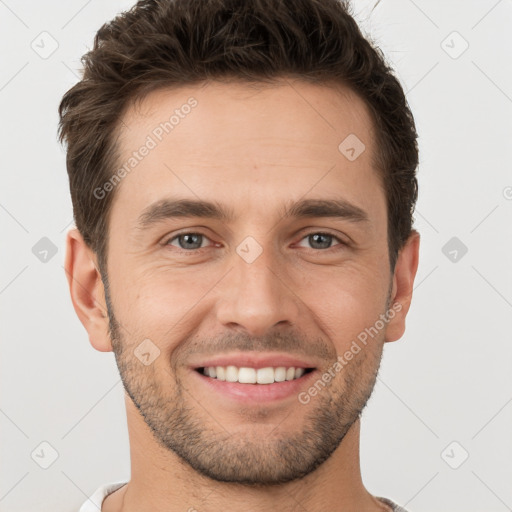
left=103, top=79, right=395, bottom=485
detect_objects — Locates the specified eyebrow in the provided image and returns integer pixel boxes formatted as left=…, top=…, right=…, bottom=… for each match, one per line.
left=135, top=197, right=370, bottom=230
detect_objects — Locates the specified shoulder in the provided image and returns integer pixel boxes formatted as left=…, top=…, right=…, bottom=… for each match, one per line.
left=376, top=496, right=411, bottom=512
left=78, top=481, right=128, bottom=512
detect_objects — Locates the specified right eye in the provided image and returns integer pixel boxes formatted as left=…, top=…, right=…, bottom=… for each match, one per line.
left=164, top=232, right=214, bottom=251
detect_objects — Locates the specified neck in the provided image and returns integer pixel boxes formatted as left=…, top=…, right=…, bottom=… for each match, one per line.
left=104, top=398, right=389, bottom=512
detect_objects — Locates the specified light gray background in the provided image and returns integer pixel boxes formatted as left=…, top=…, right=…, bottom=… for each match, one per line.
left=1, top=1, right=511, bottom=511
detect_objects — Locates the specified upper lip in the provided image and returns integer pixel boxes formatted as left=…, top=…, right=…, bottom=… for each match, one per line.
left=190, top=352, right=319, bottom=370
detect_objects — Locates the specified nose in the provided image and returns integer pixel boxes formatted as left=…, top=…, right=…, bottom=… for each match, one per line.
left=215, top=241, right=302, bottom=338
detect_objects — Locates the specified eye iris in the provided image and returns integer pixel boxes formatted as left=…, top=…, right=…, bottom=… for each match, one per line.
left=310, top=233, right=332, bottom=249
left=179, top=233, right=202, bottom=250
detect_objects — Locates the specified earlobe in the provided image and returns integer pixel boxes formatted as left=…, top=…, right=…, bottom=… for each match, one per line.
left=64, top=228, right=113, bottom=352
left=385, top=230, right=420, bottom=343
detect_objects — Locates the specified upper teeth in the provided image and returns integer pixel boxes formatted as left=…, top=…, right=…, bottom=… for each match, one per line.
left=202, top=366, right=306, bottom=384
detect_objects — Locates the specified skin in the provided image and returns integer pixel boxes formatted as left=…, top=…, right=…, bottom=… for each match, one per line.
left=65, top=78, right=420, bottom=512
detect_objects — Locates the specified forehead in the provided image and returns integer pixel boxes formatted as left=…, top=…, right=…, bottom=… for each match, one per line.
left=109, top=79, right=384, bottom=230
left=119, top=79, right=376, bottom=156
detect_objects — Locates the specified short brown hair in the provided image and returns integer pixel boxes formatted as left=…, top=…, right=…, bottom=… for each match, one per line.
left=58, top=0, right=418, bottom=274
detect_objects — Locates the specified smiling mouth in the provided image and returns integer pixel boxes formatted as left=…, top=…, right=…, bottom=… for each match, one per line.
left=195, top=366, right=315, bottom=384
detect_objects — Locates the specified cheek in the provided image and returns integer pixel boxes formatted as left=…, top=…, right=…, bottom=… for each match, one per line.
left=112, top=259, right=187, bottom=313
left=111, top=265, right=216, bottom=346
left=296, top=264, right=389, bottom=345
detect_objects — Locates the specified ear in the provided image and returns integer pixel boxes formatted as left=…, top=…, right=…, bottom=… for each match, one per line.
left=64, top=228, right=113, bottom=352
left=385, top=229, right=420, bottom=343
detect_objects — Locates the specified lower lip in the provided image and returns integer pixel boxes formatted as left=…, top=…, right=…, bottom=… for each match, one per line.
left=191, top=368, right=319, bottom=404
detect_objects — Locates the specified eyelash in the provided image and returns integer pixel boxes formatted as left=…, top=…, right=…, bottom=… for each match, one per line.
left=163, top=231, right=348, bottom=253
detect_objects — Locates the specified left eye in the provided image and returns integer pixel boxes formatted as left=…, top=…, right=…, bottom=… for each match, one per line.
left=296, top=232, right=344, bottom=250
left=165, top=232, right=344, bottom=251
